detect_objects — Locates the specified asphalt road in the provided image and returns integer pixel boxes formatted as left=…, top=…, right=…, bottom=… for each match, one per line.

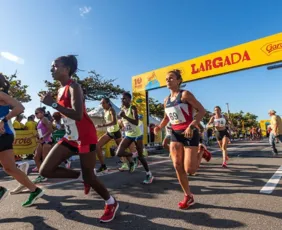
left=0, top=139, right=282, bottom=230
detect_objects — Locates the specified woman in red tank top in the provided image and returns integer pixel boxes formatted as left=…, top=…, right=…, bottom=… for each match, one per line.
left=154, top=69, right=207, bottom=209
left=39, top=55, right=118, bottom=223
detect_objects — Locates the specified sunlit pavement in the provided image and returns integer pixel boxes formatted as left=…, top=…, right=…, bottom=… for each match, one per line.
left=1, top=139, right=282, bottom=230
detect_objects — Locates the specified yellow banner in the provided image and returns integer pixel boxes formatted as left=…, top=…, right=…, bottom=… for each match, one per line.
left=132, top=32, right=282, bottom=92
left=13, top=130, right=38, bottom=155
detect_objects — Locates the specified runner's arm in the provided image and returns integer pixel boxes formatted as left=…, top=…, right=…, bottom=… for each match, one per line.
left=182, top=91, right=205, bottom=127
left=0, top=92, right=24, bottom=120
left=207, top=116, right=214, bottom=126
left=156, top=97, right=169, bottom=129
left=55, top=83, right=84, bottom=121
left=121, top=106, right=139, bottom=126
left=41, top=117, right=53, bottom=139
left=101, top=108, right=118, bottom=127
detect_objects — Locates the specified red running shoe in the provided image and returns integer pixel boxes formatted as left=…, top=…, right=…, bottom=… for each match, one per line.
left=178, top=194, right=195, bottom=209
left=222, top=162, right=228, bottom=168
left=84, top=183, right=91, bottom=195
left=100, top=199, right=119, bottom=223
left=203, top=149, right=212, bottom=162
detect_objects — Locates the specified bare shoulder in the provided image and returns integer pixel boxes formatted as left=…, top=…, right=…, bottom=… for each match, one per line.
left=69, top=81, right=82, bottom=91
left=182, top=90, right=194, bottom=98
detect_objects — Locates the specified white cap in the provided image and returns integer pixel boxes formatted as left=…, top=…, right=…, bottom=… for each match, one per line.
left=268, top=109, right=276, bottom=114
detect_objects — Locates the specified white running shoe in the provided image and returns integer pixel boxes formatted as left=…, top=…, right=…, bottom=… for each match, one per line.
left=10, top=184, right=26, bottom=195
left=65, top=160, right=71, bottom=169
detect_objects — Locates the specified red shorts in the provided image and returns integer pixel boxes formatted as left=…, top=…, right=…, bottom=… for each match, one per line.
left=58, top=138, right=96, bottom=154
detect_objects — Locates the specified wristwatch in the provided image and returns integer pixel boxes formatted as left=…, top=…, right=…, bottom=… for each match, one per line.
left=52, top=103, right=58, bottom=108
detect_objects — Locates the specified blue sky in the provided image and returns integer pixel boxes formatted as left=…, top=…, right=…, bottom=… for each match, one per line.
left=1, top=0, right=282, bottom=121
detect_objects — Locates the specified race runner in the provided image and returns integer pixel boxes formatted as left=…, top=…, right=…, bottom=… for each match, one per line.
left=95, top=97, right=122, bottom=172
left=116, top=92, right=154, bottom=184
left=208, top=106, right=232, bottom=168
left=154, top=69, right=206, bottom=209
left=162, top=122, right=172, bottom=152
left=0, top=73, right=44, bottom=206
left=117, top=118, right=139, bottom=171
left=33, top=107, right=53, bottom=183
left=39, top=55, right=118, bottom=223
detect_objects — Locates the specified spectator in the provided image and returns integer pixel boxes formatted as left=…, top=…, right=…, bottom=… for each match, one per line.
left=25, top=115, right=37, bottom=130
left=149, top=123, right=155, bottom=143
left=13, top=114, right=25, bottom=130
left=268, top=109, right=282, bottom=156
left=138, top=114, right=144, bottom=135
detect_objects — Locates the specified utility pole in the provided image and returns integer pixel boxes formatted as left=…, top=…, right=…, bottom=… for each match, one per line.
left=226, top=103, right=230, bottom=118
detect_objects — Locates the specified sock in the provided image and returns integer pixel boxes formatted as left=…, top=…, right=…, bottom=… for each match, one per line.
left=105, top=196, right=115, bottom=205
left=146, top=171, right=152, bottom=176
left=132, top=152, right=138, bottom=158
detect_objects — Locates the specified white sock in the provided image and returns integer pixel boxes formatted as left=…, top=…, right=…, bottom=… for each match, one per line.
left=105, top=196, right=115, bottom=205
left=146, top=171, right=152, bottom=176
left=132, top=152, right=138, bottom=158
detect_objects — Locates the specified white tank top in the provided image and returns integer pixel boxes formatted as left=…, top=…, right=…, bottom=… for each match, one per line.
left=214, top=115, right=226, bottom=128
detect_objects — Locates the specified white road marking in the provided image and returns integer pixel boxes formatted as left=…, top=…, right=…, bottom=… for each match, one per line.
left=43, top=159, right=171, bottom=188
left=260, top=165, right=282, bottom=194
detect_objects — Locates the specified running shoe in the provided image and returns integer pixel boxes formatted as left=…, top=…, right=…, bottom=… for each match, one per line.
left=222, top=162, right=228, bottom=168
left=188, top=173, right=197, bottom=176
left=32, top=167, right=38, bottom=173
left=178, top=194, right=195, bottom=209
left=10, top=184, right=26, bottom=195
left=118, top=163, right=129, bottom=172
left=143, top=174, right=154, bottom=184
left=202, top=149, right=212, bottom=162
left=97, top=165, right=108, bottom=173
left=128, top=162, right=136, bottom=173
left=100, top=199, right=119, bottom=223
left=84, top=183, right=91, bottom=195
left=18, top=162, right=30, bottom=175
left=33, top=175, right=47, bottom=183
left=22, top=188, right=44, bottom=207
left=65, top=160, right=71, bottom=169
left=133, top=157, right=140, bottom=166
left=0, top=187, right=8, bottom=203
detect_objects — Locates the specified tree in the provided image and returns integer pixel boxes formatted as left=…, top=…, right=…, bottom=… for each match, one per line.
left=40, top=71, right=125, bottom=101
left=86, top=107, right=95, bottom=113
left=1, top=72, right=31, bottom=103
left=228, top=110, right=258, bottom=130
left=148, top=97, right=164, bottom=119
left=202, top=110, right=213, bottom=125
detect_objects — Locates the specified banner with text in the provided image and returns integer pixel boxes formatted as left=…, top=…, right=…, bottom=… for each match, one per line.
left=132, top=32, right=282, bottom=92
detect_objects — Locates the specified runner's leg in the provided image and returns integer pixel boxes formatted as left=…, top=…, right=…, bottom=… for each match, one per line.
left=96, top=134, right=111, bottom=166
left=0, top=150, right=37, bottom=191
left=40, top=143, right=78, bottom=178
left=79, top=149, right=110, bottom=200
left=170, top=142, right=190, bottom=194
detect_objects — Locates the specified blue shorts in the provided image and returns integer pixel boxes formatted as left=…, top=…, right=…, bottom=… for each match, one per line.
left=125, top=135, right=143, bottom=142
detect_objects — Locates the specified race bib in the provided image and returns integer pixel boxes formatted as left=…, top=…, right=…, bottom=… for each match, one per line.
left=125, top=123, right=133, bottom=132
left=38, top=128, right=43, bottom=138
left=165, top=106, right=186, bottom=125
left=215, top=119, right=226, bottom=127
left=62, top=117, right=79, bottom=140
left=107, top=125, right=115, bottom=133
